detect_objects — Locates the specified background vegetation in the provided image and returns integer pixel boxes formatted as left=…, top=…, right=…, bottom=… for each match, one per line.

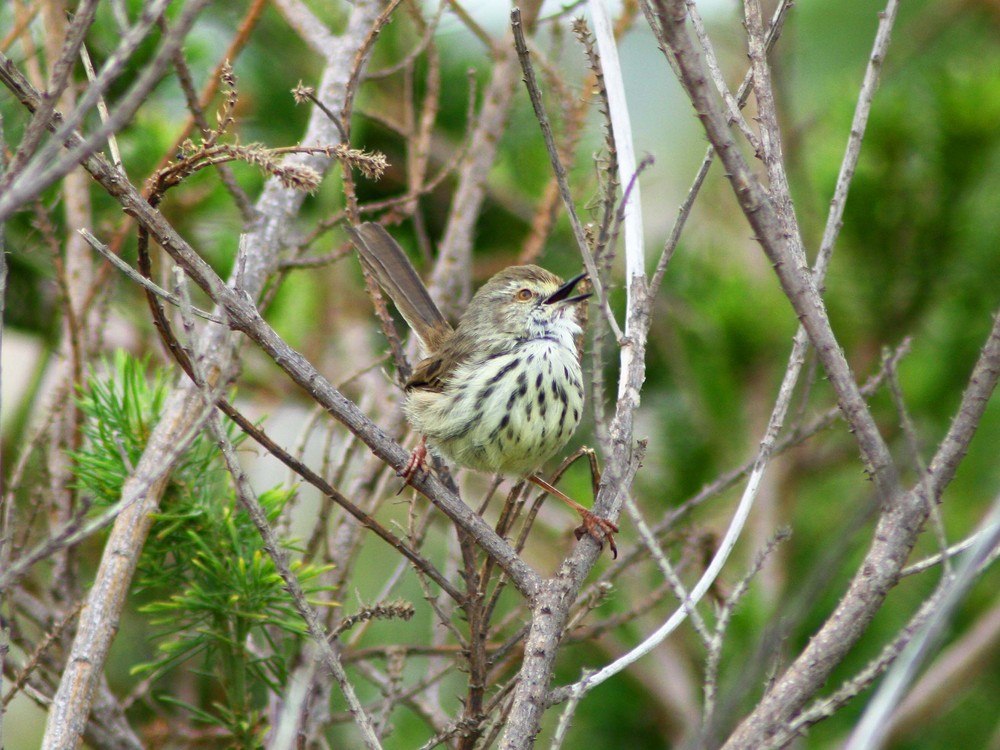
left=2, top=0, right=1000, bottom=748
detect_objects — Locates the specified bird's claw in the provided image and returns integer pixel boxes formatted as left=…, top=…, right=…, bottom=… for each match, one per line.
left=574, top=511, right=619, bottom=559
left=397, top=438, right=428, bottom=495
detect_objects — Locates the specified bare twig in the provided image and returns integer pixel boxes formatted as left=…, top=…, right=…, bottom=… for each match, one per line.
left=0, top=0, right=208, bottom=222
left=703, top=530, right=791, bottom=735
left=885, top=349, right=951, bottom=573
left=511, top=8, right=623, bottom=343
left=79, top=229, right=225, bottom=324
left=429, top=2, right=543, bottom=314
left=78, top=43, right=122, bottom=171
left=901, top=531, right=1000, bottom=578
left=0, top=0, right=99, bottom=195
left=687, top=0, right=760, bottom=153
left=208, top=408, right=385, bottom=749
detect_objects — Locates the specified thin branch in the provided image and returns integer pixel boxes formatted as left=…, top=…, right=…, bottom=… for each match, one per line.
left=623, top=493, right=712, bottom=648
left=0, top=0, right=100, bottom=195
left=589, top=0, right=646, bottom=323
left=901, top=530, right=1000, bottom=578
left=511, top=8, right=623, bottom=343
left=813, top=0, right=898, bottom=279
left=208, top=409, right=385, bottom=750
left=744, top=0, right=803, bottom=265
left=78, top=43, right=122, bottom=171
left=0, top=0, right=205, bottom=222
left=648, top=151, right=710, bottom=299
left=885, top=349, right=951, bottom=574
left=79, top=229, right=225, bottom=323
left=704, top=530, right=791, bottom=735
left=687, top=0, right=760, bottom=153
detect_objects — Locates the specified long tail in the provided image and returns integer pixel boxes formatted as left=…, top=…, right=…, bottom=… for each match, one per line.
left=345, top=223, right=452, bottom=353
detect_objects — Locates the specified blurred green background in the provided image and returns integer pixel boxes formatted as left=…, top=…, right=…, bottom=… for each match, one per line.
left=3, top=0, right=1000, bottom=748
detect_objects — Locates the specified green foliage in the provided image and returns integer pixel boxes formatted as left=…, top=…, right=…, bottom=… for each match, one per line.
left=136, top=485, right=332, bottom=748
left=6, top=0, right=1000, bottom=745
left=71, top=352, right=333, bottom=747
left=72, top=350, right=176, bottom=505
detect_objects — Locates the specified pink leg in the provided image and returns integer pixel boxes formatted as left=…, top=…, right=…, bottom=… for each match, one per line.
left=396, top=435, right=428, bottom=494
left=527, top=474, right=619, bottom=559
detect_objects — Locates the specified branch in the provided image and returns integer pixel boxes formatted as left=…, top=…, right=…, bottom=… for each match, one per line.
left=844, top=489, right=1000, bottom=750
left=427, top=3, right=541, bottom=314
left=653, top=0, right=900, bottom=505
left=78, top=229, right=225, bottom=324
left=208, top=409, right=384, bottom=749
left=511, top=8, right=624, bottom=343
left=0, top=0, right=206, bottom=222
left=0, top=4, right=396, bottom=746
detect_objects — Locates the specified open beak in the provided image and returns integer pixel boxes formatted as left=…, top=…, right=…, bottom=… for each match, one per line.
left=544, top=271, right=591, bottom=305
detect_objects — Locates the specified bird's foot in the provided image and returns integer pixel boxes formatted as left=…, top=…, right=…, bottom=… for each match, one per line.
left=573, top=511, right=619, bottom=559
left=527, top=473, right=619, bottom=559
left=396, top=436, right=428, bottom=494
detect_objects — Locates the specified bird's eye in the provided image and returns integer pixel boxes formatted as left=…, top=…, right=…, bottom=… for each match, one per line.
left=515, top=288, right=533, bottom=301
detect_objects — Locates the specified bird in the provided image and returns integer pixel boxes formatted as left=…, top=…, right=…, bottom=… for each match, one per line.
left=346, top=222, right=617, bottom=557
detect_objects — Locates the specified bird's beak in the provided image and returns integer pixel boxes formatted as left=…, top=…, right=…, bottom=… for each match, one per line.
left=544, top=271, right=591, bottom=305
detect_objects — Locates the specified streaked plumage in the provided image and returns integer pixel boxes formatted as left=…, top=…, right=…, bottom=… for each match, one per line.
left=346, top=222, right=617, bottom=555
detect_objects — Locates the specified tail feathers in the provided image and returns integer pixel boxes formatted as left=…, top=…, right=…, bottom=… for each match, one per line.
left=346, top=223, right=452, bottom=352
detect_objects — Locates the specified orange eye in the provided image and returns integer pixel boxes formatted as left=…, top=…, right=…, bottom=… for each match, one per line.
left=515, top=288, right=533, bottom=301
